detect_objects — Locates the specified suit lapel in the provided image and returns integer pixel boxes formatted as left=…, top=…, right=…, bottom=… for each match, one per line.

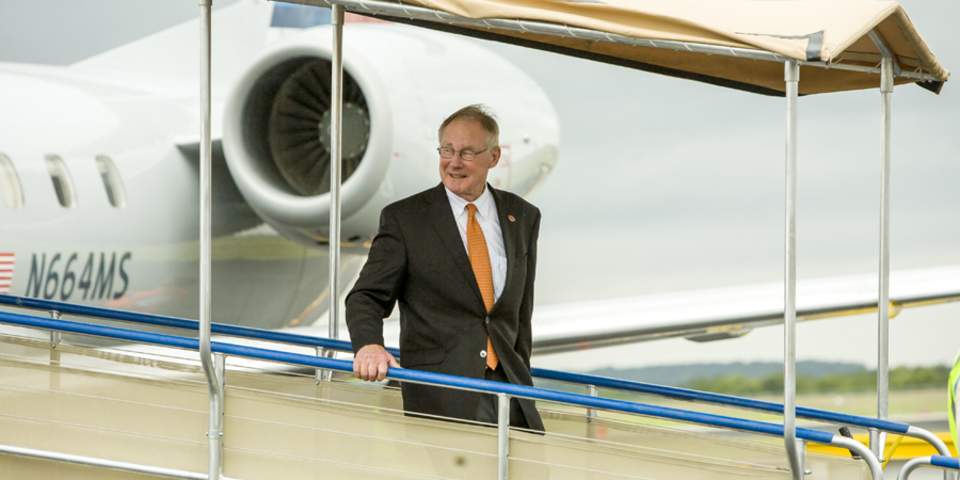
left=490, top=186, right=519, bottom=314
left=427, top=184, right=486, bottom=313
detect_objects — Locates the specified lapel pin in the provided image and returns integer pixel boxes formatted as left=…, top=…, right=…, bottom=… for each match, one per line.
left=507, top=214, right=516, bottom=223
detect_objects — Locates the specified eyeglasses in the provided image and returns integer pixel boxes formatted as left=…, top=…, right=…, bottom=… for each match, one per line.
left=437, top=145, right=488, bottom=161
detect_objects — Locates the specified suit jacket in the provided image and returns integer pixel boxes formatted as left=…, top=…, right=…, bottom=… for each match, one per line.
left=345, top=183, right=543, bottom=431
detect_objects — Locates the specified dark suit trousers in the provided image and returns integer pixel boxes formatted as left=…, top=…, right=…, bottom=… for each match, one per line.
left=475, top=366, right=531, bottom=429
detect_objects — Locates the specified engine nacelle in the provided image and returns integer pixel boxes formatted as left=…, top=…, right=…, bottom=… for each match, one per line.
left=223, top=24, right=559, bottom=247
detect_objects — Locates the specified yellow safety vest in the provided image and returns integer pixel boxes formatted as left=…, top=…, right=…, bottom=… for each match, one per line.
left=950, top=352, right=960, bottom=451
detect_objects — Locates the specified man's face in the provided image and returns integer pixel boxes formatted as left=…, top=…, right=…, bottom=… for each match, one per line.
left=438, top=118, right=500, bottom=201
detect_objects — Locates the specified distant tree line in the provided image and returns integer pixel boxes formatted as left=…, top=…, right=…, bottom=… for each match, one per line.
left=687, top=365, right=950, bottom=395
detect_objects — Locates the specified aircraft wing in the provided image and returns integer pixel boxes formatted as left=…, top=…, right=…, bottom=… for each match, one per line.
left=293, top=265, right=959, bottom=357
left=529, top=265, right=960, bottom=355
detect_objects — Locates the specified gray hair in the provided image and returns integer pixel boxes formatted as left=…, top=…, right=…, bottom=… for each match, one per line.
left=437, top=104, right=500, bottom=148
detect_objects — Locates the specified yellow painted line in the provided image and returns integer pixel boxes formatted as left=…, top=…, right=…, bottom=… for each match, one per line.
left=807, top=432, right=956, bottom=460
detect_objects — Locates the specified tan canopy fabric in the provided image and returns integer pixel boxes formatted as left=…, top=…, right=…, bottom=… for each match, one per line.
left=328, top=0, right=949, bottom=96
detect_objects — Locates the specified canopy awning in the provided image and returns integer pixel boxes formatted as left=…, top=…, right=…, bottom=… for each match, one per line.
left=291, top=0, right=949, bottom=96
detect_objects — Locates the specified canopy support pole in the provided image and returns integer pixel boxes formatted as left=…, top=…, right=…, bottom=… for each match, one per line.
left=867, top=28, right=895, bottom=461
left=783, top=59, right=802, bottom=480
left=197, top=0, right=223, bottom=478
left=871, top=53, right=894, bottom=461
left=321, top=4, right=345, bottom=383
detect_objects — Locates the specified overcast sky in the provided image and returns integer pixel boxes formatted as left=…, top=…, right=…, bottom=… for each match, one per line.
left=1, top=0, right=957, bottom=371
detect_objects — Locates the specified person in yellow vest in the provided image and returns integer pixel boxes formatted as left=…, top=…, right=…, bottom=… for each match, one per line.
left=949, top=351, right=960, bottom=453
left=346, top=104, right=544, bottom=431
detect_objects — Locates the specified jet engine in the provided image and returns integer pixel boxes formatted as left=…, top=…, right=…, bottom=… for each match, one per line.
left=222, top=25, right=560, bottom=247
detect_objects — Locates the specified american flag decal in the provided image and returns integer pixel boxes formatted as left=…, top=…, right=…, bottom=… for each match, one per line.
left=0, top=252, right=14, bottom=293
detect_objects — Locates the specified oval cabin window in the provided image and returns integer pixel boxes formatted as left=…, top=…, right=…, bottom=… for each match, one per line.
left=96, top=155, right=126, bottom=208
left=0, top=153, right=25, bottom=208
left=45, top=155, right=77, bottom=208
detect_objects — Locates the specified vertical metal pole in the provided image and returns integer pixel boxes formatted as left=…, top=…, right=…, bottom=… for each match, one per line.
left=49, top=310, right=62, bottom=365
left=210, top=353, right=227, bottom=466
left=315, top=346, right=327, bottom=383
left=214, top=352, right=225, bottom=468
left=795, top=439, right=810, bottom=476
left=198, top=1, right=223, bottom=478
left=586, top=384, right=598, bottom=422
left=322, top=3, right=345, bottom=382
left=783, top=60, right=803, bottom=480
left=497, top=393, right=510, bottom=480
left=873, top=55, right=894, bottom=461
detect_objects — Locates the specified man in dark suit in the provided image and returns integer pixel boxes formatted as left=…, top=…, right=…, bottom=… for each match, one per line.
left=346, top=104, right=543, bottom=431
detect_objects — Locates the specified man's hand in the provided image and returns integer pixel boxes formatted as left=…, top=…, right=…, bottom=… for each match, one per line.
left=353, top=344, right=401, bottom=381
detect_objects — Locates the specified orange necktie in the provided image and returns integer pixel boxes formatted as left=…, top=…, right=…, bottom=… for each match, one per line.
left=466, top=204, right=499, bottom=370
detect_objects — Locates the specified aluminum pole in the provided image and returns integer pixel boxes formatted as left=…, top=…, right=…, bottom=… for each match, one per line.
left=497, top=393, right=510, bottom=480
left=783, top=60, right=802, bottom=480
left=872, top=55, right=894, bottom=460
left=198, top=1, right=224, bottom=478
left=323, top=3, right=345, bottom=382
left=586, top=384, right=598, bottom=422
left=49, top=310, right=62, bottom=365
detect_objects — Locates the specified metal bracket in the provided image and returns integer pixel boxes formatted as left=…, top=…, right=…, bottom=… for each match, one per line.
left=868, top=30, right=901, bottom=80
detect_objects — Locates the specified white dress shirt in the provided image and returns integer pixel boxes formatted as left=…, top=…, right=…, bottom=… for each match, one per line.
left=445, top=185, right=507, bottom=302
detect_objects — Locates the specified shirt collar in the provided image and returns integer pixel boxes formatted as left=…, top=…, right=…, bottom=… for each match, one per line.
left=444, top=184, right=496, bottom=219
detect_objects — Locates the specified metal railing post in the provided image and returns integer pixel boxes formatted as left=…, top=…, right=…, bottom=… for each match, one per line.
left=321, top=2, right=346, bottom=383
left=586, top=384, right=598, bottom=421
left=783, top=59, right=802, bottom=480
left=497, top=393, right=510, bottom=480
left=316, top=346, right=329, bottom=383
left=795, top=439, right=810, bottom=476
left=586, top=384, right=599, bottom=438
left=213, top=352, right=226, bottom=470
left=49, top=310, right=62, bottom=364
left=198, top=0, right=223, bottom=478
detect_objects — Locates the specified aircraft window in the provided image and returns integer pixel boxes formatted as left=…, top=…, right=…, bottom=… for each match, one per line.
left=45, top=155, right=77, bottom=208
left=0, top=153, right=25, bottom=208
left=96, top=155, right=126, bottom=208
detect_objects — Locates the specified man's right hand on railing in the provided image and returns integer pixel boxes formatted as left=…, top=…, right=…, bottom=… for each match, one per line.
left=354, top=344, right=401, bottom=381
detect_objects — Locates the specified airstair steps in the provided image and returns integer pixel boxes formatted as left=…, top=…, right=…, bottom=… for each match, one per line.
left=0, top=337, right=867, bottom=479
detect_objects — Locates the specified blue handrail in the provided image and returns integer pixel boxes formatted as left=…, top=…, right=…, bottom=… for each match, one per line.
left=0, top=294, right=357, bottom=351
left=0, top=294, right=918, bottom=435
left=932, top=456, right=960, bottom=469
left=528, top=368, right=911, bottom=433
left=0, top=308, right=840, bottom=445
